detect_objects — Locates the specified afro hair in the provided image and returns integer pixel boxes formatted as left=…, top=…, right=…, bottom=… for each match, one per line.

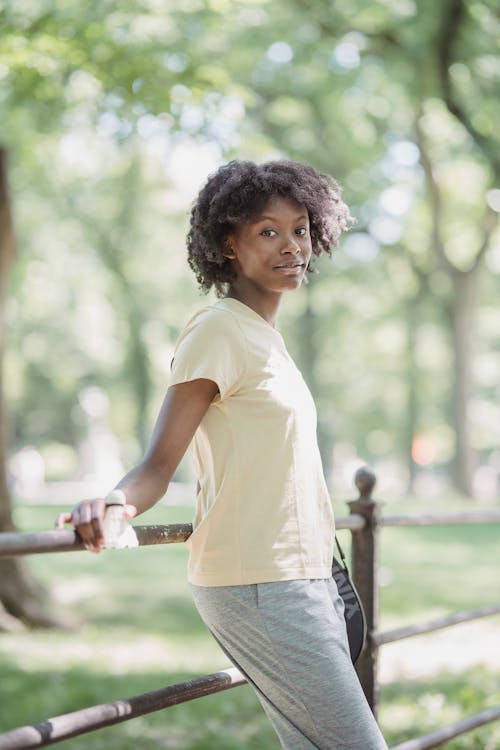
left=187, top=159, right=353, bottom=296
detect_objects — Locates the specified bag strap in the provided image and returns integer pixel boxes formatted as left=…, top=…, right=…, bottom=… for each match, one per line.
left=334, top=535, right=349, bottom=571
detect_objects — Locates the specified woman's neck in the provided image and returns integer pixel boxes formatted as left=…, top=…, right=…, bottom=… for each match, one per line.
left=225, top=286, right=281, bottom=327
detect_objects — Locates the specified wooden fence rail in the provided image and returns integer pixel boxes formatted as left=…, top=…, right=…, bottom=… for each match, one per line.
left=0, top=523, right=194, bottom=557
left=374, top=604, right=500, bottom=646
left=0, top=669, right=246, bottom=750
left=0, top=517, right=366, bottom=558
left=381, top=511, right=500, bottom=527
left=389, top=706, right=500, bottom=750
left=0, top=467, right=499, bottom=749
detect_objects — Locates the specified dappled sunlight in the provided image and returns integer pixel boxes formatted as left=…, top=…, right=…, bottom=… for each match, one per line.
left=51, top=575, right=106, bottom=604
left=0, top=627, right=224, bottom=675
left=379, top=618, right=500, bottom=683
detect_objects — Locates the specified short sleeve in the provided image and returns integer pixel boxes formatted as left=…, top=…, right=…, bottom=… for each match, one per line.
left=170, top=308, right=247, bottom=399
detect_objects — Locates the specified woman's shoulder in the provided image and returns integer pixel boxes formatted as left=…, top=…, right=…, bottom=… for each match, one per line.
left=182, top=301, right=243, bottom=336
left=174, top=302, right=248, bottom=358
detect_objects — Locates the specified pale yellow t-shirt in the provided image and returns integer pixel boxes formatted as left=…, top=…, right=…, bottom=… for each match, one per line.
left=170, top=297, right=335, bottom=586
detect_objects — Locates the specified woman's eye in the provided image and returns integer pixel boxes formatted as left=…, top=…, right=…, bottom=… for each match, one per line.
left=261, top=229, right=276, bottom=237
left=296, top=227, right=308, bottom=236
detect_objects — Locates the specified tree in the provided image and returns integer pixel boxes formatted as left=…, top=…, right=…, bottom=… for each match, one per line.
left=0, top=0, right=498, bottom=558
left=0, top=149, right=57, bottom=629
left=230, top=0, right=500, bottom=495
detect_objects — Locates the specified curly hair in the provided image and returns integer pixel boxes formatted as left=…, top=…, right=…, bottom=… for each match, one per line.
left=187, top=159, right=353, bottom=296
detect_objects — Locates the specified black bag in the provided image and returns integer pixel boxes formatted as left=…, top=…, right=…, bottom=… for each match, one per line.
left=331, top=536, right=367, bottom=664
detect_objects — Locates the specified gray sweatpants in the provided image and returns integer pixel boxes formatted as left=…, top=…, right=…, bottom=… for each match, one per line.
left=190, top=577, right=388, bottom=750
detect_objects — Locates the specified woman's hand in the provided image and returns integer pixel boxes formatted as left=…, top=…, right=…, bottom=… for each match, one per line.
left=55, top=499, right=137, bottom=553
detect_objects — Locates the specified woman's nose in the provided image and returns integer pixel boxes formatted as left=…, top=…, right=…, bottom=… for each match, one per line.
left=281, top=237, right=301, bottom=254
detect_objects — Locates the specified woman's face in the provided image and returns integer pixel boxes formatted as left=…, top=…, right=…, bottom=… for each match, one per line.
left=226, top=196, right=312, bottom=295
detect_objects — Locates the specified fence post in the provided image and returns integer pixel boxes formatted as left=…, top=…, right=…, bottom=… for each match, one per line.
left=347, top=466, right=383, bottom=716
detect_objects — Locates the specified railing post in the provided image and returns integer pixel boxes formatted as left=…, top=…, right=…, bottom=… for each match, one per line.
left=347, top=466, right=383, bottom=716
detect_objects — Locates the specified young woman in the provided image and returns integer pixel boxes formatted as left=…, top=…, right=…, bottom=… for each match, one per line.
left=57, top=160, right=388, bottom=750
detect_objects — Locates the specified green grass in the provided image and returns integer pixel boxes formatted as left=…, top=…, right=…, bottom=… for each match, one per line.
left=380, top=669, right=500, bottom=749
left=0, top=501, right=499, bottom=748
left=378, top=523, right=500, bottom=622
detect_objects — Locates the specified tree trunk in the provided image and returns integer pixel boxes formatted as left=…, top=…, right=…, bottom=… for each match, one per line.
left=404, top=296, right=420, bottom=494
left=446, top=270, right=477, bottom=497
left=297, top=283, right=334, bottom=477
left=94, top=156, right=152, bottom=453
left=415, top=118, right=481, bottom=499
left=0, top=148, right=60, bottom=630
left=0, top=149, right=16, bottom=533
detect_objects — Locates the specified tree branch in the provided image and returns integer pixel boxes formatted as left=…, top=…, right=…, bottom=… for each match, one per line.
left=290, top=0, right=404, bottom=52
left=0, top=149, right=16, bottom=286
left=470, top=209, right=498, bottom=272
left=437, top=0, right=500, bottom=178
left=416, top=112, right=497, bottom=279
left=414, top=115, right=454, bottom=275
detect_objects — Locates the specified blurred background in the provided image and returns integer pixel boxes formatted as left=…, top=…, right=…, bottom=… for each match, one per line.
left=2, top=0, right=500, bottom=506
left=0, top=1, right=499, bottom=748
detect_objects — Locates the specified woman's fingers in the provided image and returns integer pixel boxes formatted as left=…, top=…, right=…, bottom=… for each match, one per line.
left=55, top=511, right=73, bottom=530
left=55, top=499, right=106, bottom=553
left=81, top=499, right=106, bottom=552
left=87, top=498, right=106, bottom=552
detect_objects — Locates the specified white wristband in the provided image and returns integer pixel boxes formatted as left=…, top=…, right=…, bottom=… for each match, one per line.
left=104, top=489, right=127, bottom=507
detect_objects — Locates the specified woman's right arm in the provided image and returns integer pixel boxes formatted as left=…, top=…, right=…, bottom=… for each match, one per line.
left=56, top=378, right=219, bottom=552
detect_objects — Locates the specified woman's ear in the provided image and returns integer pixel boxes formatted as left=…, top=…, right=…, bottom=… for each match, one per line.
left=224, top=238, right=236, bottom=260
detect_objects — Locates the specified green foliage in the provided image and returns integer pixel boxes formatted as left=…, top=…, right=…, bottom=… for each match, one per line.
left=1, top=1, right=499, bottom=486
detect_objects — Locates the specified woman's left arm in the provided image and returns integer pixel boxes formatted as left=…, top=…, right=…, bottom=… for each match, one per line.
left=56, top=378, right=218, bottom=551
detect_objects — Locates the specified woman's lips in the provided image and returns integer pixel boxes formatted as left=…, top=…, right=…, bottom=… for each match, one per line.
left=273, top=262, right=305, bottom=272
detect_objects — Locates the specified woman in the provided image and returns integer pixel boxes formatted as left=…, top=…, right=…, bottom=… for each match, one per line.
left=57, top=160, right=388, bottom=749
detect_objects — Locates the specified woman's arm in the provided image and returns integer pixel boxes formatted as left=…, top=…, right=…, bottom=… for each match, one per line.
left=56, top=378, right=218, bottom=552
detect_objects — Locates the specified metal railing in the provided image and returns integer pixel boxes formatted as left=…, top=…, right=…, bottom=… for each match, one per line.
left=0, top=467, right=499, bottom=749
